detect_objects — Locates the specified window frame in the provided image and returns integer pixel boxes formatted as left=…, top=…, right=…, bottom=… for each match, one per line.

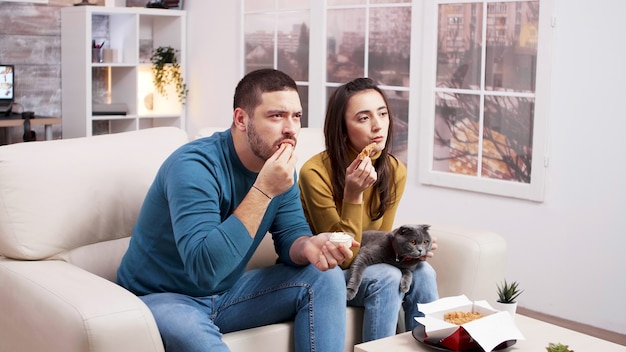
left=416, top=0, right=554, bottom=202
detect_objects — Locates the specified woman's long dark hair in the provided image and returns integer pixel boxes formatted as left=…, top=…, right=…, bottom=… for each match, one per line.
left=324, top=78, right=397, bottom=220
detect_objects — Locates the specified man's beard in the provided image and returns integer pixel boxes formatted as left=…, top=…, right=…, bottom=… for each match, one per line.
left=246, top=118, right=277, bottom=161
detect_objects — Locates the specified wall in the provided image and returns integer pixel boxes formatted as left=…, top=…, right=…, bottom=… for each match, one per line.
left=398, top=0, right=626, bottom=336
left=185, top=1, right=626, bottom=337
left=0, top=0, right=146, bottom=144
left=183, top=1, right=239, bottom=133
left=0, top=0, right=63, bottom=143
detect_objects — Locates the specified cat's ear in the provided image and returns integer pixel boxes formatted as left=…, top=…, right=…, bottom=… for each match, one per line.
left=420, top=224, right=431, bottom=231
left=397, top=225, right=412, bottom=235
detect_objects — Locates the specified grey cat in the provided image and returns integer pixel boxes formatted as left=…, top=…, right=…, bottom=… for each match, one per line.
left=346, top=224, right=432, bottom=301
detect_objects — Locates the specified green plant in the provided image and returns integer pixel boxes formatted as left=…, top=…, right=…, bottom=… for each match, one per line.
left=546, top=342, right=574, bottom=352
left=150, top=46, right=188, bottom=104
left=496, top=279, right=523, bottom=303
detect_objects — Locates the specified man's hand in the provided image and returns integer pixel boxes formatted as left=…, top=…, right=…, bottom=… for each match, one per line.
left=235, top=143, right=297, bottom=237
left=290, top=233, right=360, bottom=271
left=255, top=143, right=298, bottom=198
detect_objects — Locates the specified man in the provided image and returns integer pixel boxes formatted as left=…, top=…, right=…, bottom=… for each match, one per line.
left=117, top=69, right=356, bottom=352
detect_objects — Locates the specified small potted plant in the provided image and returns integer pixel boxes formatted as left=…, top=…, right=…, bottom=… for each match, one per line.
left=150, top=46, right=188, bottom=104
left=495, top=279, right=523, bottom=317
left=546, top=342, right=574, bottom=352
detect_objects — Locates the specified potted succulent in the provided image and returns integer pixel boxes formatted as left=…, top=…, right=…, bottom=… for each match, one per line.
left=495, top=279, right=523, bottom=318
left=546, top=342, right=574, bottom=352
left=150, top=46, right=188, bottom=104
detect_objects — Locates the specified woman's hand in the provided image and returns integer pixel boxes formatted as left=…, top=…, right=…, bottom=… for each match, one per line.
left=343, top=157, right=377, bottom=204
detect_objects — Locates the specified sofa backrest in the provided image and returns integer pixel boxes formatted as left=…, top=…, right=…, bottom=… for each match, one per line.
left=0, top=126, right=324, bottom=280
left=0, top=127, right=188, bottom=280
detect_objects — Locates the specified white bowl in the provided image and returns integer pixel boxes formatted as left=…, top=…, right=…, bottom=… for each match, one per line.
left=329, top=232, right=353, bottom=248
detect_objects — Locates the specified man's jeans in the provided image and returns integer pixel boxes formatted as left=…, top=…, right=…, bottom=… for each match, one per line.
left=141, top=264, right=347, bottom=352
left=345, top=261, right=438, bottom=342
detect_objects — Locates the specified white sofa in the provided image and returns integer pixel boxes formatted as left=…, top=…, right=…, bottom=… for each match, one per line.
left=0, top=127, right=507, bottom=352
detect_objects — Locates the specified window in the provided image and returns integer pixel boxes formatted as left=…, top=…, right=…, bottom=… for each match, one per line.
left=243, top=0, right=413, bottom=163
left=326, top=0, right=412, bottom=163
left=243, top=0, right=311, bottom=126
left=241, top=0, right=553, bottom=201
left=418, top=0, right=553, bottom=202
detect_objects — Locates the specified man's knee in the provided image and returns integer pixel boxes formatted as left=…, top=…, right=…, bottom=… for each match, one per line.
left=309, top=266, right=346, bottom=295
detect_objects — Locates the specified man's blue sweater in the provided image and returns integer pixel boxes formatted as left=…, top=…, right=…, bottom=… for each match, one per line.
left=117, top=130, right=311, bottom=297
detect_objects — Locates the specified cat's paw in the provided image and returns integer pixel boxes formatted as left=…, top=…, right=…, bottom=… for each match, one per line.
left=347, top=287, right=358, bottom=301
left=399, top=278, right=412, bottom=293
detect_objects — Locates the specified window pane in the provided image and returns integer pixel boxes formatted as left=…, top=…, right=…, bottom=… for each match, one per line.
left=327, top=8, right=365, bottom=83
left=245, top=0, right=275, bottom=12
left=433, top=1, right=537, bottom=183
left=277, top=12, right=310, bottom=81
left=385, top=89, right=409, bottom=165
left=485, top=1, right=539, bottom=92
left=436, top=3, right=483, bottom=89
left=433, top=92, right=481, bottom=175
left=244, top=11, right=310, bottom=81
left=482, top=95, right=534, bottom=182
left=328, top=0, right=365, bottom=5
left=298, top=85, right=309, bottom=128
left=370, top=0, right=410, bottom=3
left=277, top=0, right=310, bottom=9
left=369, top=7, right=411, bottom=87
left=244, top=13, right=275, bottom=74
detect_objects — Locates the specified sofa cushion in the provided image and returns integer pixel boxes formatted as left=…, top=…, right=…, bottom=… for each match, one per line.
left=0, top=127, right=188, bottom=260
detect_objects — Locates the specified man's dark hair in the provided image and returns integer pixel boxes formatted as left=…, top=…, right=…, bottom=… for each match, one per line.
left=233, top=69, right=299, bottom=114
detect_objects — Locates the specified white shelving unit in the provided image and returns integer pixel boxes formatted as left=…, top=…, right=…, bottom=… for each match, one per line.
left=61, top=6, right=186, bottom=138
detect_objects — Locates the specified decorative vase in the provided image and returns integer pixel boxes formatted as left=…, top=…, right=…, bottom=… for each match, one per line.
left=494, top=301, right=518, bottom=319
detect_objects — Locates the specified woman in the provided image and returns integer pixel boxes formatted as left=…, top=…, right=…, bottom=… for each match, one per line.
left=298, top=77, right=438, bottom=342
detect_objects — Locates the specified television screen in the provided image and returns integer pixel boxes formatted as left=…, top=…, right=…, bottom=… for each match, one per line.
left=0, top=65, right=15, bottom=110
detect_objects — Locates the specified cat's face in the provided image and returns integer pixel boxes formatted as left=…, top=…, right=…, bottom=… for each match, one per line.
left=391, top=224, right=432, bottom=260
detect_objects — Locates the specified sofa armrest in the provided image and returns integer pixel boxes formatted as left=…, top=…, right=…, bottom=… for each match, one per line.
left=0, top=259, right=163, bottom=352
left=425, top=223, right=507, bottom=304
left=392, top=219, right=507, bottom=303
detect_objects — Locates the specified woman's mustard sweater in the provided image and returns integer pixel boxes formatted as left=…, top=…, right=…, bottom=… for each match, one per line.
left=298, top=149, right=407, bottom=268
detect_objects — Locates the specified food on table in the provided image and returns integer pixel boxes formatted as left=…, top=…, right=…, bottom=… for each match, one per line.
left=443, top=311, right=484, bottom=325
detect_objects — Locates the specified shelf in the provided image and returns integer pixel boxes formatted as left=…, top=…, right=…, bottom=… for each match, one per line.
left=61, top=6, right=186, bottom=138
left=92, top=114, right=136, bottom=121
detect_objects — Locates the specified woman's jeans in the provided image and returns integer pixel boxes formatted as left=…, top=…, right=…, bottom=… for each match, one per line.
left=345, top=261, right=438, bottom=342
left=141, top=264, right=347, bottom=352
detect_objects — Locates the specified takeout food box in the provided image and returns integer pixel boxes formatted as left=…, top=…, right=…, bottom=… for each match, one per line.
left=414, top=295, right=525, bottom=351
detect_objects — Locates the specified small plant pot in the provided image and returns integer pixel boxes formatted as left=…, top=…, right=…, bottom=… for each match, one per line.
left=494, top=301, right=517, bottom=319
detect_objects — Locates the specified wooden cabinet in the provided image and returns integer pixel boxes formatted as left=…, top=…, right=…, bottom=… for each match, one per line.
left=61, top=6, right=186, bottom=138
